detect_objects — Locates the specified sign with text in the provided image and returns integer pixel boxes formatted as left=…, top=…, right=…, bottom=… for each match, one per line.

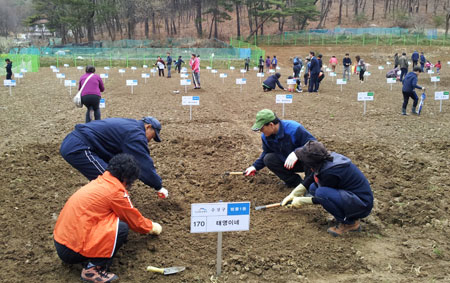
left=257, top=73, right=264, bottom=78
left=99, top=98, right=105, bottom=108
left=141, top=73, right=150, bottom=78
left=126, top=80, right=137, bottom=86
left=119, top=69, right=126, bottom=73
left=15, top=73, right=23, bottom=79
left=329, top=72, right=336, bottom=77
left=64, top=80, right=76, bottom=87
left=219, top=73, right=227, bottom=78
left=378, top=66, right=384, bottom=70
left=131, top=66, right=137, bottom=70
left=211, top=69, right=218, bottom=73
left=77, top=66, right=83, bottom=70
left=276, top=94, right=293, bottom=103
left=104, top=66, right=110, bottom=70
left=190, top=202, right=250, bottom=233
left=20, top=68, right=28, bottom=73
left=56, top=73, right=65, bottom=79
left=428, top=70, right=434, bottom=74
left=229, top=66, right=235, bottom=70
left=100, top=73, right=109, bottom=79
left=269, top=69, right=275, bottom=73
left=53, top=68, right=59, bottom=73
left=180, top=79, right=192, bottom=86
left=180, top=73, right=189, bottom=78
left=431, top=76, right=440, bottom=82
left=336, top=79, right=347, bottom=85
left=240, top=69, right=246, bottom=73
left=206, top=66, right=212, bottom=70
left=143, top=65, right=148, bottom=69
left=236, top=78, right=247, bottom=85
left=64, top=64, right=69, bottom=67
left=182, top=96, right=200, bottom=105
left=387, top=78, right=396, bottom=84
left=4, top=80, right=16, bottom=86
left=358, top=92, right=374, bottom=101
left=435, top=91, right=449, bottom=100
left=286, top=79, right=296, bottom=85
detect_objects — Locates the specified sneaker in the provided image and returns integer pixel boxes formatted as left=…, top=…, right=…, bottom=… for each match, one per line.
left=327, top=220, right=361, bottom=237
left=296, top=88, right=303, bottom=93
left=81, top=266, right=118, bottom=282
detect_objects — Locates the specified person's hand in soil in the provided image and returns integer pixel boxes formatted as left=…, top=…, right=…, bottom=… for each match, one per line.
left=287, top=197, right=313, bottom=208
left=157, top=188, right=169, bottom=199
left=281, top=184, right=307, bottom=206
left=244, top=166, right=256, bottom=176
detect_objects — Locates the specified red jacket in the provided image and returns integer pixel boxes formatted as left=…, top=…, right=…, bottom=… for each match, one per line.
left=190, top=57, right=200, bottom=73
left=54, top=171, right=154, bottom=258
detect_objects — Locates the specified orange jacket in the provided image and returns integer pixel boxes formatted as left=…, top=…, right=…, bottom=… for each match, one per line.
left=54, top=171, right=154, bottom=258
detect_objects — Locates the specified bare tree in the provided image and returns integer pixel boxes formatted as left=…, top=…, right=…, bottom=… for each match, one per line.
left=338, top=0, right=343, bottom=24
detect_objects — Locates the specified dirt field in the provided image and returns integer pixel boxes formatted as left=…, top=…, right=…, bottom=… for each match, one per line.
left=0, top=45, right=449, bottom=282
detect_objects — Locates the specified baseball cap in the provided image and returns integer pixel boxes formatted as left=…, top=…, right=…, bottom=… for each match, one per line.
left=142, top=116, right=161, bottom=142
left=251, top=109, right=276, bottom=131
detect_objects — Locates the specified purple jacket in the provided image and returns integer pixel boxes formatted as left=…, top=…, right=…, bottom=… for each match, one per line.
left=79, top=73, right=105, bottom=96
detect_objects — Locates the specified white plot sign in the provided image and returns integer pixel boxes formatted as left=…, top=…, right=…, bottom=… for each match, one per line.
left=219, top=73, right=227, bottom=83
left=431, top=76, right=440, bottom=88
left=99, top=98, right=105, bottom=108
left=435, top=91, right=449, bottom=112
left=126, top=79, right=138, bottom=94
left=100, top=73, right=109, bottom=80
left=141, top=73, right=150, bottom=83
left=65, top=79, right=76, bottom=96
left=180, top=79, right=192, bottom=93
left=236, top=78, right=246, bottom=92
left=182, top=96, right=200, bottom=120
left=190, top=202, right=250, bottom=233
left=276, top=94, right=293, bottom=117
left=257, top=72, right=264, bottom=82
left=4, top=80, right=16, bottom=96
left=336, top=78, right=347, bottom=92
left=387, top=77, right=396, bottom=90
left=357, top=92, right=374, bottom=115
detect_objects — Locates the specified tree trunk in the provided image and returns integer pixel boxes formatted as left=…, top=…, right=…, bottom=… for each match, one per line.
left=145, top=18, right=149, bottom=39
left=195, top=0, right=203, bottom=37
left=214, top=14, right=218, bottom=39
left=152, top=12, right=156, bottom=34
left=346, top=0, right=349, bottom=17
left=446, top=13, right=450, bottom=36
left=236, top=2, right=241, bottom=37
left=383, top=0, right=388, bottom=18
left=338, top=0, right=343, bottom=24
left=354, top=0, right=358, bottom=15
left=372, top=0, right=375, bottom=20
left=172, top=20, right=177, bottom=35
left=208, top=14, right=215, bottom=39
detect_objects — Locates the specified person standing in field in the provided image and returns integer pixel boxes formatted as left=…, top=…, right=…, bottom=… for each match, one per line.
left=308, top=51, right=320, bottom=92
left=329, top=55, right=338, bottom=72
left=342, top=53, right=352, bottom=81
left=271, top=56, right=278, bottom=70
left=5, top=58, right=12, bottom=80
left=355, top=55, right=366, bottom=83
left=401, top=66, right=425, bottom=115
left=435, top=60, right=442, bottom=74
left=399, top=52, right=408, bottom=82
left=79, top=65, right=105, bottom=123
left=244, top=57, right=250, bottom=72
left=411, top=51, right=419, bottom=68
left=419, top=52, right=426, bottom=73
left=258, top=56, right=264, bottom=73
left=155, top=56, right=165, bottom=77
left=174, top=56, right=185, bottom=73
left=166, top=52, right=172, bottom=78
left=394, top=53, right=399, bottom=69
left=190, top=53, right=201, bottom=89
left=265, top=56, right=271, bottom=72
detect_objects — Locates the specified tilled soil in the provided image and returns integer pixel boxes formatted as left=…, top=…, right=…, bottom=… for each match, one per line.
left=0, top=46, right=449, bottom=282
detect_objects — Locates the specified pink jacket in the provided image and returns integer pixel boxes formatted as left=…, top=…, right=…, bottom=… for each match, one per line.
left=329, top=57, right=338, bottom=65
left=190, top=58, right=200, bottom=73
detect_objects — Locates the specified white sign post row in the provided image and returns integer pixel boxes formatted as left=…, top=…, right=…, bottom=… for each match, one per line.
left=182, top=96, right=200, bottom=120
left=337, top=79, right=347, bottom=92
left=236, top=78, right=246, bottom=92
left=3, top=80, right=16, bottom=96
left=64, top=80, right=77, bottom=96
left=180, top=79, right=192, bottom=93
left=387, top=78, right=396, bottom=91
left=431, top=76, right=440, bottom=88
left=191, top=201, right=250, bottom=276
left=435, top=91, right=449, bottom=112
left=220, top=73, right=227, bottom=84
left=126, top=79, right=137, bottom=94
left=276, top=94, right=293, bottom=117
left=357, top=92, right=374, bottom=115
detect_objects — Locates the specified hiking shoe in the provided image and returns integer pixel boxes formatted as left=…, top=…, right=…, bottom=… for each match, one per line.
left=327, top=220, right=361, bottom=237
left=81, top=266, right=118, bottom=282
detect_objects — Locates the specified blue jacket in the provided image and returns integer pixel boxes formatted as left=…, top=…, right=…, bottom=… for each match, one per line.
left=253, top=120, right=316, bottom=170
left=167, top=56, right=172, bottom=65
left=175, top=58, right=184, bottom=66
left=263, top=75, right=284, bottom=90
left=402, top=72, right=422, bottom=92
left=411, top=51, right=419, bottom=61
left=74, top=118, right=162, bottom=190
left=259, top=58, right=264, bottom=66
left=313, top=152, right=373, bottom=219
left=309, top=56, right=320, bottom=74
left=271, top=58, right=278, bottom=65
left=6, top=62, right=12, bottom=73
left=420, top=54, right=426, bottom=64
left=343, top=57, right=352, bottom=67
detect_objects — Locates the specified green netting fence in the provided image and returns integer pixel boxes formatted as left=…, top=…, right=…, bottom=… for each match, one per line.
left=9, top=46, right=264, bottom=69
left=236, top=32, right=450, bottom=47
left=229, top=37, right=265, bottom=68
left=0, top=54, right=40, bottom=75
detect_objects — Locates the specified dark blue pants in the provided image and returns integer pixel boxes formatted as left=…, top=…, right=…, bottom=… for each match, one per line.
left=420, top=63, right=424, bottom=72
left=60, top=132, right=107, bottom=181
left=308, top=73, right=318, bottom=92
left=400, top=68, right=407, bottom=81
left=55, top=221, right=129, bottom=268
left=402, top=91, right=418, bottom=109
left=263, top=153, right=307, bottom=188
left=308, top=183, right=371, bottom=224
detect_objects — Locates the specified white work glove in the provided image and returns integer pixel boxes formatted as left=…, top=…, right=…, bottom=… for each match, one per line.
left=157, top=188, right=169, bottom=199
left=244, top=166, right=256, bottom=176
left=281, top=184, right=306, bottom=206
left=284, top=152, right=298, bottom=169
left=287, top=196, right=313, bottom=208
left=422, top=87, right=425, bottom=90
left=149, top=222, right=162, bottom=235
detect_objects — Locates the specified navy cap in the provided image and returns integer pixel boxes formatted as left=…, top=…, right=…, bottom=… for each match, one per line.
left=142, top=117, right=161, bottom=142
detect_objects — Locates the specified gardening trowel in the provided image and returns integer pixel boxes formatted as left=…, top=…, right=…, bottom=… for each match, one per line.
left=146, top=265, right=185, bottom=275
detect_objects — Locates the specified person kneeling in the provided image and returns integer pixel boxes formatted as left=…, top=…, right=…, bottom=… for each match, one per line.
left=53, top=153, right=162, bottom=282
left=281, top=141, right=373, bottom=237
